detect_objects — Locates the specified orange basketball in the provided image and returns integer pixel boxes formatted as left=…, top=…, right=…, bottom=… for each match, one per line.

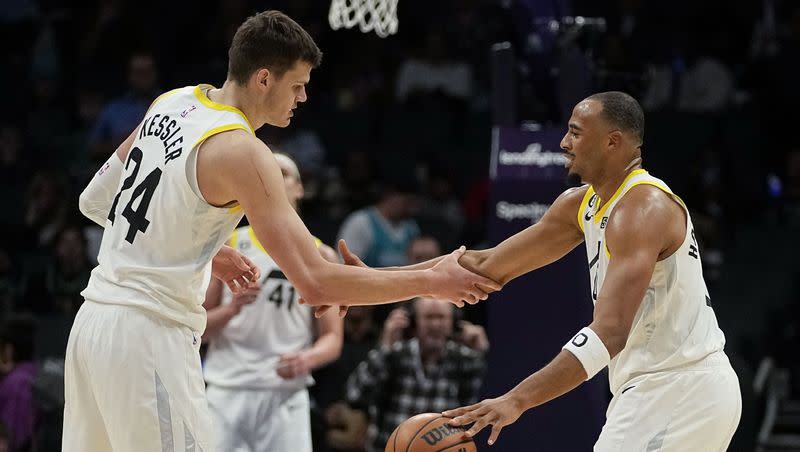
left=385, top=413, right=477, bottom=452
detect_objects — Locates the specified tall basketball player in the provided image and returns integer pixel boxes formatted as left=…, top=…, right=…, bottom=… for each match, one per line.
left=202, top=153, right=343, bottom=452
left=64, top=10, right=499, bottom=452
left=438, top=92, right=740, bottom=450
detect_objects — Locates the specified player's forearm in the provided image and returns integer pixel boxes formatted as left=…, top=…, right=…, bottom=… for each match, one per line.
left=458, top=249, right=514, bottom=285
left=79, top=152, right=124, bottom=226
left=303, top=262, right=433, bottom=306
left=305, top=331, right=343, bottom=370
left=202, top=304, right=238, bottom=342
left=507, top=350, right=588, bottom=412
left=380, top=255, right=446, bottom=271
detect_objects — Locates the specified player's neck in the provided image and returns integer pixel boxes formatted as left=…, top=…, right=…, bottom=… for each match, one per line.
left=593, top=157, right=643, bottom=203
left=212, top=81, right=262, bottom=129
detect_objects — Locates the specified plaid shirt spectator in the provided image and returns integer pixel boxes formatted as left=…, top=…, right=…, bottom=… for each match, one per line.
left=345, top=338, right=485, bottom=452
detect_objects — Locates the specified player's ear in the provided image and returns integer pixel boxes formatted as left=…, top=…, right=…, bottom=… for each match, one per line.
left=254, top=68, right=271, bottom=89
left=607, top=130, right=623, bottom=150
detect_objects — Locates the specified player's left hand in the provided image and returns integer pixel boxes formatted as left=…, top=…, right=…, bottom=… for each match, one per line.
left=443, top=394, right=526, bottom=446
left=276, top=351, right=311, bottom=379
left=212, top=245, right=261, bottom=294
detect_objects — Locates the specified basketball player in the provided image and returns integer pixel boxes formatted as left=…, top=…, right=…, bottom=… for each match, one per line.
left=64, top=10, right=499, bottom=452
left=442, top=92, right=741, bottom=450
left=202, top=153, right=343, bottom=452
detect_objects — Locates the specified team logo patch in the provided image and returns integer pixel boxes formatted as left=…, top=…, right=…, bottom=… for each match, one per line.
left=181, top=105, right=197, bottom=118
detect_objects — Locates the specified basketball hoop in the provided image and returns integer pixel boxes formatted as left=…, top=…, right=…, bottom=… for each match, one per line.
left=328, top=0, right=399, bottom=38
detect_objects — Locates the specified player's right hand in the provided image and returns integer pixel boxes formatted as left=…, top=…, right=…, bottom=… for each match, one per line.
left=230, top=285, right=259, bottom=313
left=429, top=247, right=502, bottom=307
left=338, top=239, right=367, bottom=268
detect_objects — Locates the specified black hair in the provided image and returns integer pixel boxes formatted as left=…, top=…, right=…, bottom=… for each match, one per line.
left=586, top=91, right=645, bottom=145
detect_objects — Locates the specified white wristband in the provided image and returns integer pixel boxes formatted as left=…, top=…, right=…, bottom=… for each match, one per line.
left=563, top=326, right=610, bottom=380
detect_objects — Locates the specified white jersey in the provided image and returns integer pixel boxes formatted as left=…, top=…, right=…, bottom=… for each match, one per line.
left=82, top=85, right=254, bottom=332
left=203, top=226, right=318, bottom=390
left=578, top=169, right=726, bottom=394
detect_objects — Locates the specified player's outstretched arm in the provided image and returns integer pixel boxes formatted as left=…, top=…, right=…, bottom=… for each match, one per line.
left=458, top=186, right=587, bottom=286
left=444, top=186, right=675, bottom=446
left=200, top=131, right=500, bottom=307
left=78, top=129, right=137, bottom=226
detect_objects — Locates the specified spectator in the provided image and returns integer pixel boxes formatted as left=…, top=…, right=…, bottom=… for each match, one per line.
left=87, top=52, right=159, bottom=163
left=0, top=315, right=37, bottom=452
left=312, top=306, right=379, bottom=452
left=0, top=421, right=9, bottom=452
left=0, top=123, right=31, bottom=226
left=23, top=170, right=70, bottom=249
left=337, top=179, right=419, bottom=268
left=406, top=236, right=442, bottom=265
left=20, top=225, right=91, bottom=316
left=395, top=31, right=474, bottom=104
left=342, top=298, right=486, bottom=452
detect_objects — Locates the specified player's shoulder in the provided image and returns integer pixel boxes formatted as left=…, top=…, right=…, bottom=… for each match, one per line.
left=616, top=183, right=677, bottom=218
left=547, top=184, right=590, bottom=218
left=607, top=185, right=679, bottom=242
left=203, top=127, right=262, bottom=151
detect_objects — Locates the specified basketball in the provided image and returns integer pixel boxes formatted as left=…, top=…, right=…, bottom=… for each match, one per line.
left=385, top=413, right=477, bottom=452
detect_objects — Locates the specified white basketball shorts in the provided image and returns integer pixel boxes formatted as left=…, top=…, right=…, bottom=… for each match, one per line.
left=595, top=352, right=742, bottom=452
left=63, top=300, right=212, bottom=452
left=206, top=384, right=312, bottom=452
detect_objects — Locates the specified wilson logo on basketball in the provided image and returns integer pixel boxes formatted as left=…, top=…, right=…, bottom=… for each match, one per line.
left=420, top=424, right=464, bottom=446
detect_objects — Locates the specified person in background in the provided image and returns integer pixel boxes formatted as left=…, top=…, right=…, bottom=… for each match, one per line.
left=0, top=315, right=37, bottom=452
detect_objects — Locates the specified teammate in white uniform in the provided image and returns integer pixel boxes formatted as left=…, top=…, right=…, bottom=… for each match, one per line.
left=439, top=92, right=741, bottom=450
left=202, top=154, right=343, bottom=452
left=64, top=10, right=499, bottom=452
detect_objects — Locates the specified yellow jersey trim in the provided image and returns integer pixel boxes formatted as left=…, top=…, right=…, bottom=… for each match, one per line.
left=577, top=186, right=594, bottom=234
left=593, top=169, right=648, bottom=224
left=227, top=205, right=243, bottom=215
left=626, top=180, right=687, bottom=209
left=192, top=123, right=250, bottom=150
left=245, top=226, right=322, bottom=257
left=229, top=229, right=239, bottom=248
left=193, top=85, right=254, bottom=134
left=150, top=88, right=181, bottom=109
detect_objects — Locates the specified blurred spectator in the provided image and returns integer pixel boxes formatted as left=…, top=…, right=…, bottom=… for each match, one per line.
left=324, top=149, right=381, bottom=219
left=20, top=225, right=90, bottom=316
left=406, top=236, right=442, bottom=265
left=24, top=171, right=70, bottom=249
left=416, top=166, right=465, bottom=249
left=0, top=123, right=31, bottom=226
left=677, top=33, right=734, bottom=112
left=0, top=421, right=9, bottom=452
left=57, top=87, right=105, bottom=179
left=395, top=31, right=473, bottom=104
left=340, top=298, right=486, bottom=452
left=87, top=52, right=158, bottom=163
left=26, top=72, right=71, bottom=157
left=312, top=306, right=378, bottom=452
left=337, top=180, right=419, bottom=268
left=0, top=315, right=37, bottom=452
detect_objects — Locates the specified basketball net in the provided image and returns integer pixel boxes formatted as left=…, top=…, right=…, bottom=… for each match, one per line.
left=328, top=0, right=399, bottom=38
